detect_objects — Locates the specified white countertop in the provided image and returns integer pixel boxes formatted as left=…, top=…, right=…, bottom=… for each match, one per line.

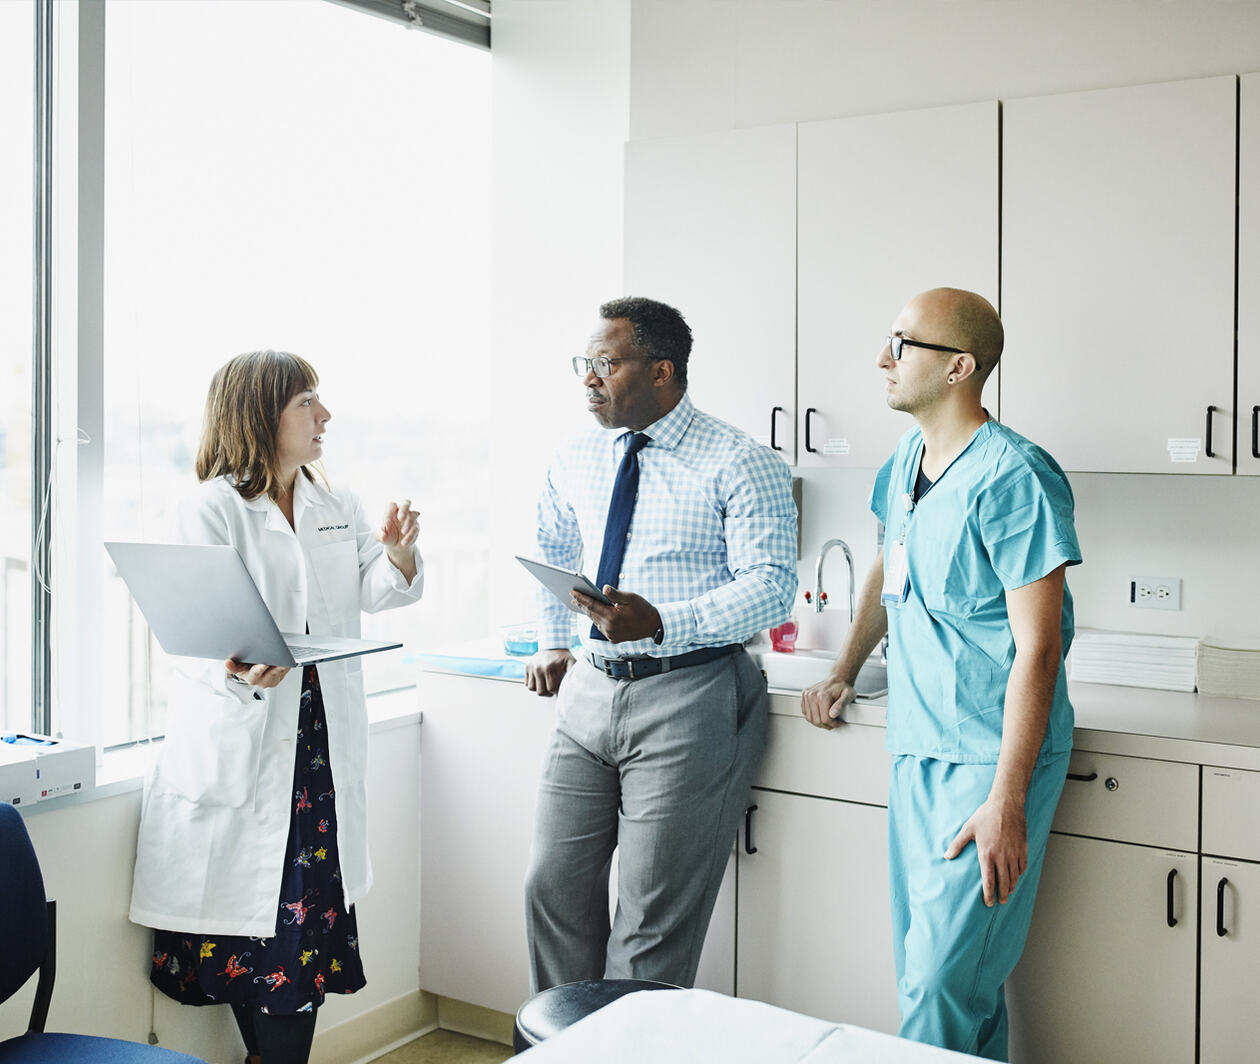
left=417, top=639, right=1260, bottom=770
left=768, top=681, right=1260, bottom=770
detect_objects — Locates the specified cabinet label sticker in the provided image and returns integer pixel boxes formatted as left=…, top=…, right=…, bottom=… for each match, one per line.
left=1166, top=438, right=1201, bottom=463
left=823, top=438, right=851, bottom=456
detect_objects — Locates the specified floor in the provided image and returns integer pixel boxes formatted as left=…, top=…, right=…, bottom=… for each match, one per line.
left=373, top=1029, right=515, bottom=1064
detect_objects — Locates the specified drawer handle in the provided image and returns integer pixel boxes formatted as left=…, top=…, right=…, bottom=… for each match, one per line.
left=804, top=407, right=818, bottom=454
left=744, top=804, right=758, bottom=855
left=1205, top=405, right=1217, bottom=459
left=770, top=408, right=784, bottom=452
left=1217, top=877, right=1230, bottom=937
left=1066, top=771, right=1098, bottom=783
left=1166, top=868, right=1178, bottom=928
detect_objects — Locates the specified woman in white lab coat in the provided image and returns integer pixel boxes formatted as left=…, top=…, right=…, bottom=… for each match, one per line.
left=129, top=350, right=424, bottom=1064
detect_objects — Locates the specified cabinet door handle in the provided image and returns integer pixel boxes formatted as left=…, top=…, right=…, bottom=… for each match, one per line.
left=744, top=805, right=758, bottom=855
left=1217, top=877, right=1230, bottom=937
left=1166, top=868, right=1178, bottom=928
left=804, top=407, right=818, bottom=454
left=1066, top=771, right=1098, bottom=783
left=1205, top=405, right=1217, bottom=459
left=770, top=407, right=784, bottom=452
left=1251, top=406, right=1259, bottom=460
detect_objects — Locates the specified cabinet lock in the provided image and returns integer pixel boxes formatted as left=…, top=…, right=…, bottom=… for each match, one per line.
left=1104, top=777, right=1119, bottom=792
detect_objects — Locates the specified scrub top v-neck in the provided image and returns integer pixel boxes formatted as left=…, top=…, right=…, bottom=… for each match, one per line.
left=869, top=420, right=1082, bottom=764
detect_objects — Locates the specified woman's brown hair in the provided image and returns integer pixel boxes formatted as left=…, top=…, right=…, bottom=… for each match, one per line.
left=194, top=350, right=321, bottom=501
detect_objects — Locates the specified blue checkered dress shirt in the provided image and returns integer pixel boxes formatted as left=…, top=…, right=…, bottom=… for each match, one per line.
left=535, top=393, right=798, bottom=657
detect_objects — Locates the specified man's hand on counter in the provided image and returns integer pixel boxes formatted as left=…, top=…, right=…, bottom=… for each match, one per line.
left=801, top=677, right=856, bottom=731
left=525, top=648, right=576, bottom=697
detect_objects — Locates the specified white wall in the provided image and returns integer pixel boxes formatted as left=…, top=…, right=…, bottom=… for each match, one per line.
left=619, top=0, right=1260, bottom=645
left=0, top=715, right=425, bottom=1064
left=488, top=0, right=633, bottom=633
left=628, top=0, right=1260, bottom=139
left=488, top=1, right=1260, bottom=648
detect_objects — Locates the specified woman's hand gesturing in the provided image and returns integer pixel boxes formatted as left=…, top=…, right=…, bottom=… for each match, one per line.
left=377, top=498, right=419, bottom=582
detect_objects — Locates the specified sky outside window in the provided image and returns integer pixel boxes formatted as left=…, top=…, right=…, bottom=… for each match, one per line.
left=96, top=0, right=492, bottom=743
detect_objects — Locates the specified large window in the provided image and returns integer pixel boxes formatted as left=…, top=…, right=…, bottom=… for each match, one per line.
left=54, top=0, right=491, bottom=746
left=0, top=1, right=34, bottom=734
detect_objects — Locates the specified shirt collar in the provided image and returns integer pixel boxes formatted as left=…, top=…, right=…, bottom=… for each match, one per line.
left=235, top=469, right=330, bottom=518
left=606, top=392, right=693, bottom=455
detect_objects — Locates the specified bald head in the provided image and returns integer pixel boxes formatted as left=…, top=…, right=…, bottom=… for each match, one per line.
left=909, top=288, right=1004, bottom=381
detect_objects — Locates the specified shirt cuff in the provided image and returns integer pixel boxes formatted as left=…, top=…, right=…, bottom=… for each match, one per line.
left=385, top=546, right=424, bottom=592
left=654, top=601, right=696, bottom=648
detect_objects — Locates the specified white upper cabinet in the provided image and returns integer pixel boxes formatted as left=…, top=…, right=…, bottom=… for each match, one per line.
left=1001, top=76, right=1237, bottom=474
left=1240, top=73, right=1260, bottom=476
left=797, top=102, right=999, bottom=469
left=625, top=125, right=797, bottom=463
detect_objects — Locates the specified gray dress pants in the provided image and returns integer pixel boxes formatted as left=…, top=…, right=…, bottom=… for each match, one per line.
left=524, top=649, right=769, bottom=992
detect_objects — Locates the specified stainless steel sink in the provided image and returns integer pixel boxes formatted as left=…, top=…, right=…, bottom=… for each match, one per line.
left=852, top=660, right=888, bottom=699
left=753, top=648, right=888, bottom=698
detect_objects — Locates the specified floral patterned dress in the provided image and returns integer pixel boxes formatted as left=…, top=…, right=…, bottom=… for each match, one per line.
left=150, top=665, right=366, bottom=1014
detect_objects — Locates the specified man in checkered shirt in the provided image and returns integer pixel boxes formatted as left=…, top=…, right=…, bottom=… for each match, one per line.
left=523, top=296, right=798, bottom=990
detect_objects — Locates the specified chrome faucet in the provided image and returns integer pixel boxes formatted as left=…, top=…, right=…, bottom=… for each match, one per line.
left=806, top=538, right=854, bottom=620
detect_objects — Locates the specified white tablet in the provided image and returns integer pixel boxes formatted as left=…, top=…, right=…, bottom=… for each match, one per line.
left=515, top=555, right=613, bottom=611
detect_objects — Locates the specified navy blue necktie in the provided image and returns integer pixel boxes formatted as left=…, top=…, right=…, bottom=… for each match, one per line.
left=590, top=431, right=650, bottom=641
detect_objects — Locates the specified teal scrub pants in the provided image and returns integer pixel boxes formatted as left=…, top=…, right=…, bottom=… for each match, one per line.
left=888, top=752, right=1069, bottom=1061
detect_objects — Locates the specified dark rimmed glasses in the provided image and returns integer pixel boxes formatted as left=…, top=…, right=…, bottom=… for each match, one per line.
left=572, top=354, right=649, bottom=378
left=886, top=335, right=964, bottom=361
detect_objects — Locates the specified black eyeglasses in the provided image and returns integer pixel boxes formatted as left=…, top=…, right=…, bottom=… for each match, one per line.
left=572, top=355, right=648, bottom=379
left=886, top=335, right=964, bottom=361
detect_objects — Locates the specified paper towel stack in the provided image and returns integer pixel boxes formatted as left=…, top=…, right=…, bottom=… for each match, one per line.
left=1069, top=629, right=1199, bottom=692
left=1196, top=636, right=1260, bottom=700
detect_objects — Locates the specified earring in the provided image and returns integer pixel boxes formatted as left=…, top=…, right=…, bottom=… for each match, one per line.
left=948, top=375, right=956, bottom=384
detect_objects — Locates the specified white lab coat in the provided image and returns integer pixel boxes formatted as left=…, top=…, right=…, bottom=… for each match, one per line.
left=129, top=473, right=423, bottom=937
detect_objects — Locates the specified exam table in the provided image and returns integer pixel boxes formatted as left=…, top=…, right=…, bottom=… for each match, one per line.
left=511, top=988, right=983, bottom=1062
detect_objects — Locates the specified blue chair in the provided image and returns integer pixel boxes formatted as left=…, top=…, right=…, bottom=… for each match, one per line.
left=0, top=802, right=207, bottom=1063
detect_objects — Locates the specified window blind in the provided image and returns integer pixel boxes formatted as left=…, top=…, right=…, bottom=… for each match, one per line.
left=326, top=0, right=490, bottom=49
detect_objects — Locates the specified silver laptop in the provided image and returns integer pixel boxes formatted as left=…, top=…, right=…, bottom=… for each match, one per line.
left=105, top=542, right=402, bottom=667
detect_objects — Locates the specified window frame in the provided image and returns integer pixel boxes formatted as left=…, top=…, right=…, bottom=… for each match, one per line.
left=39, top=0, right=491, bottom=750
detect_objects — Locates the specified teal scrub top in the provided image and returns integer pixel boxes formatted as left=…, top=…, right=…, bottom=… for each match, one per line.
left=871, top=420, right=1082, bottom=764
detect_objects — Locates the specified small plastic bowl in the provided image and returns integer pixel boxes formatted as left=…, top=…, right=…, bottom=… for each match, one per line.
left=503, top=624, right=539, bottom=657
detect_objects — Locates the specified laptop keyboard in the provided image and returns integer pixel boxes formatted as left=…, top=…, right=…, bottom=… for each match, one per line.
left=288, top=645, right=340, bottom=661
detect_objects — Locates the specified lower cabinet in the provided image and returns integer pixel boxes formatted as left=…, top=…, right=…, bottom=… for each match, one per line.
left=735, top=788, right=899, bottom=1033
left=1006, top=834, right=1198, bottom=1064
left=1008, top=749, right=1201, bottom=1063
left=1200, top=764, right=1260, bottom=1064
left=418, top=671, right=557, bottom=1014
left=1007, top=752, right=1260, bottom=1064
left=419, top=676, right=1260, bottom=1061
left=418, top=670, right=735, bottom=1014
left=1200, top=855, right=1260, bottom=1064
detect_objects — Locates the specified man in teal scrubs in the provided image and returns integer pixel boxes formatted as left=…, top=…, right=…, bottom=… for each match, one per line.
left=802, top=288, right=1081, bottom=1061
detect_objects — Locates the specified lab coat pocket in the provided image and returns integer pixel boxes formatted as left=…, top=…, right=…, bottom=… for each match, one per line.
left=155, top=698, right=267, bottom=809
left=309, top=538, right=361, bottom=624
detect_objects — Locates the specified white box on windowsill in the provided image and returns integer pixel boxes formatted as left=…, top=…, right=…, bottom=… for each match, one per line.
left=0, top=733, right=96, bottom=803
left=34, top=736, right=95, bottom=801
left=0, top=742, right=40, bottom=807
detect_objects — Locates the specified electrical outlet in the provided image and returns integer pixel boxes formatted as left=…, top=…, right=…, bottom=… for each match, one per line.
left=1128, top=575, right=1182, bottom=611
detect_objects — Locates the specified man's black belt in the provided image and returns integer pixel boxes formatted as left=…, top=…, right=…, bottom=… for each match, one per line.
left=588, top=643, right=742, bottom=682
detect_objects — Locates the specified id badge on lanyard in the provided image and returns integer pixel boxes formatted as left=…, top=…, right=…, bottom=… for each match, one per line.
left=881, top=492, right=914, bottom=607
